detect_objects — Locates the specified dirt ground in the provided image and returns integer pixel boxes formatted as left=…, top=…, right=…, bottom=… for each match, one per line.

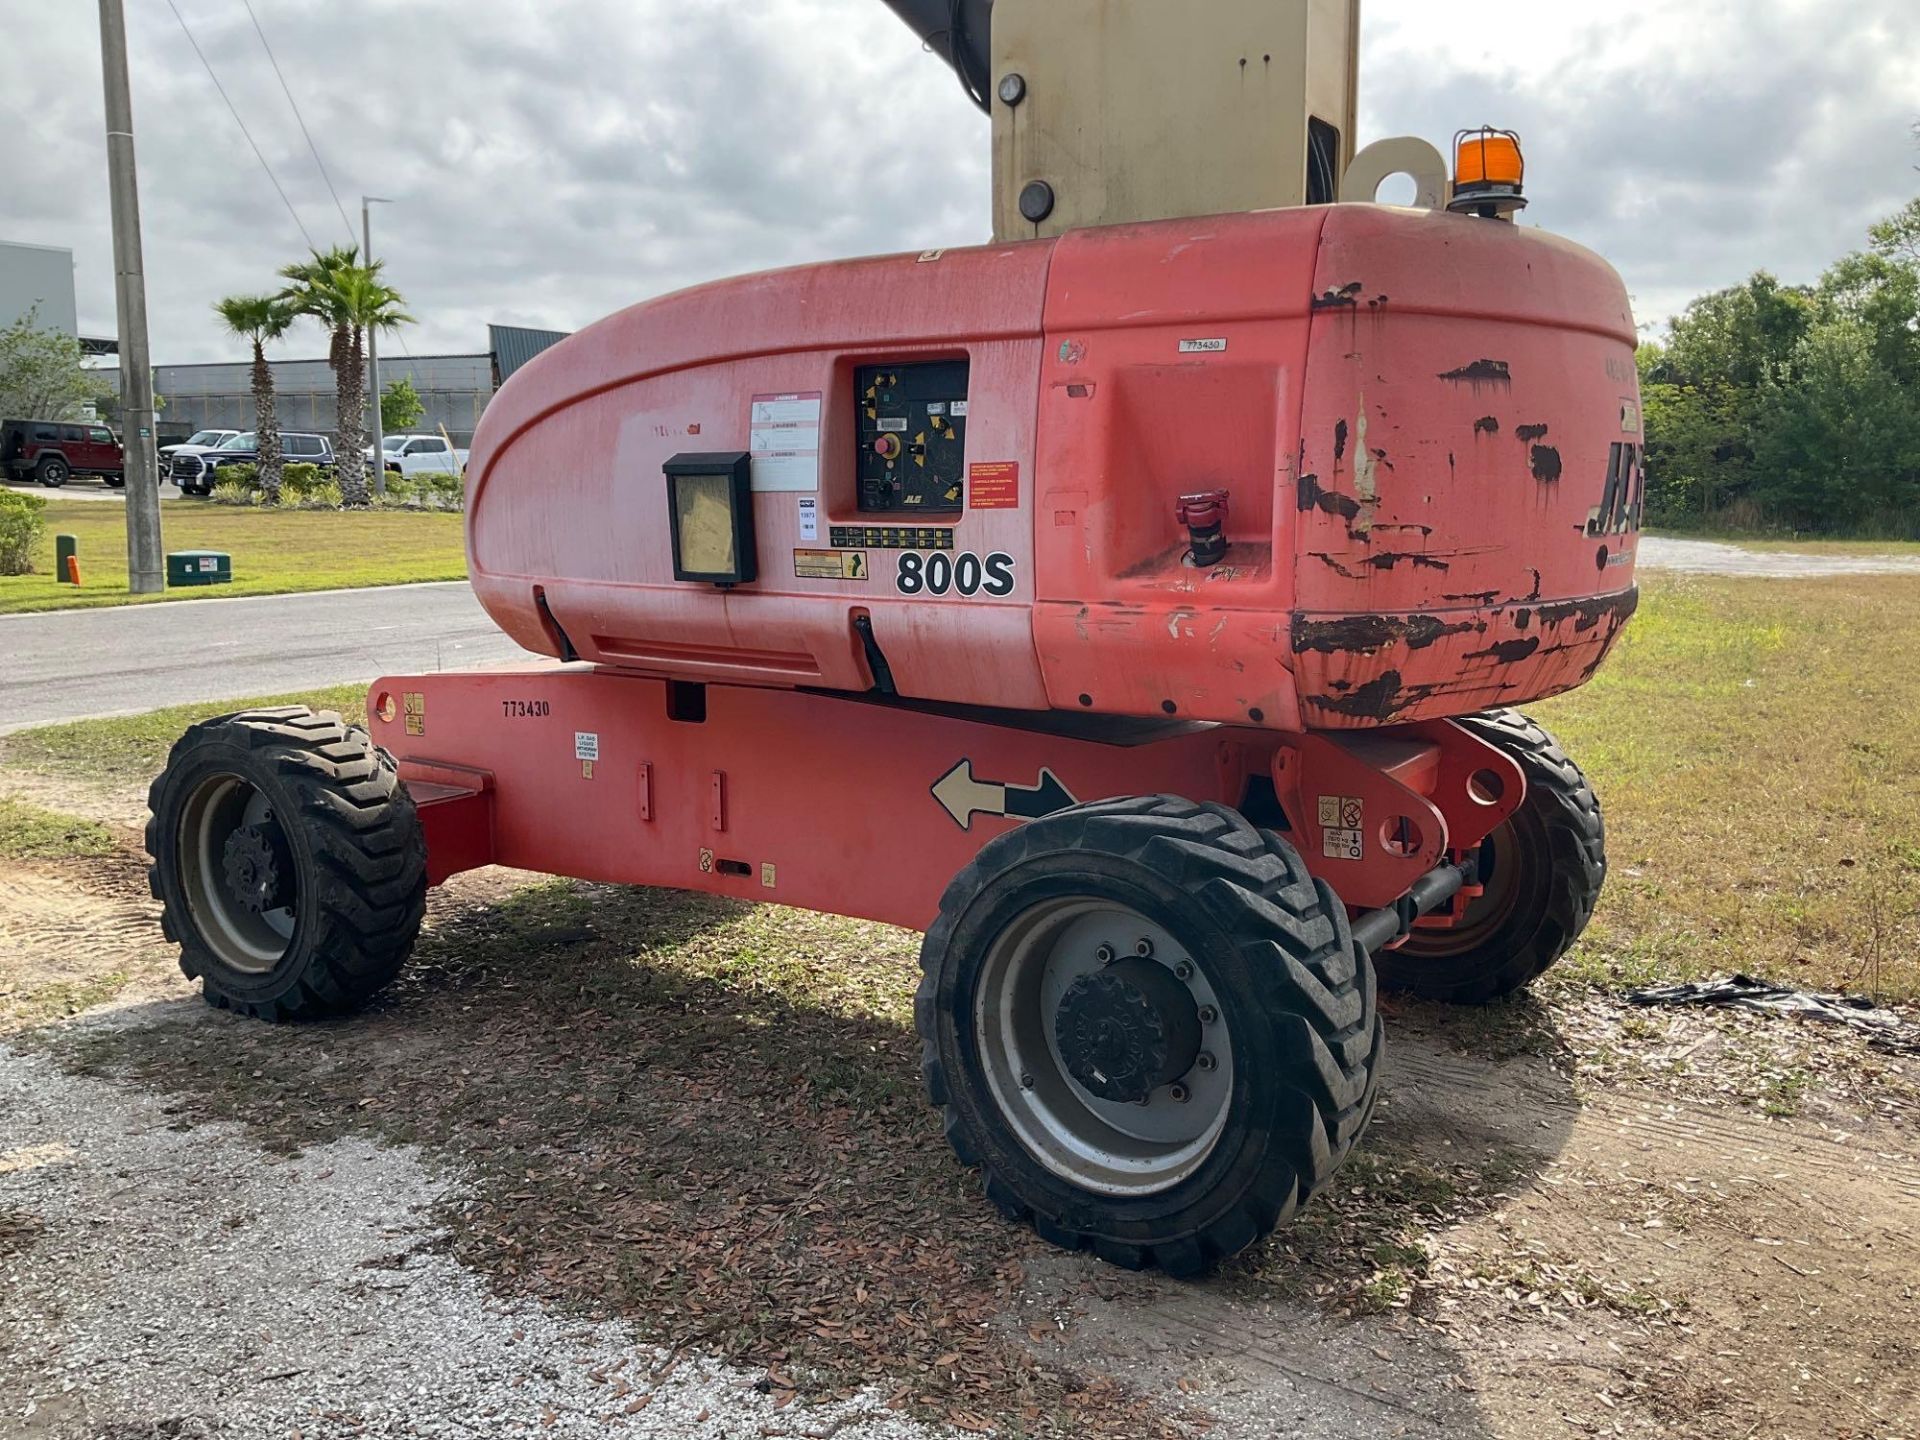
left=3, top=770, right=1917, bottom=1440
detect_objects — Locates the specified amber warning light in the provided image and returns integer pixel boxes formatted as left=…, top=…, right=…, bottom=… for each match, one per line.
left=1449, top=127, right=1527, bottom=219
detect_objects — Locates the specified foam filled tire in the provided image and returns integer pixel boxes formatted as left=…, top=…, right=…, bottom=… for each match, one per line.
left=146, top=706, right=427, bottom=1021
left=1377, top=709, right=1605, bottom=1004
left=36, top=456, right=69, bottom=487
left=917, top=796, right=1382, bottom=1277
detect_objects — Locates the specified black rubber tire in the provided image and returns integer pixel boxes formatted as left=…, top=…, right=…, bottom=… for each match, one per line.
left=917, top=796, right=1383, bottom=1277
left=102, top=475, right=125, bottom=489
left=1376, top=709, right=1605, bottom=1004
left=36, top=457, right=68, bottom=487
left=146, top=707, right=427, bottom=1021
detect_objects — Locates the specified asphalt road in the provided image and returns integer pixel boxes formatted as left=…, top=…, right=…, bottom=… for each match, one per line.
left=0, top=582, right=534, bottom=734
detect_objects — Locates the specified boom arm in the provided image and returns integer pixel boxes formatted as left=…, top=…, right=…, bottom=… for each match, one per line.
left=876, top=0, right=993, bottom=111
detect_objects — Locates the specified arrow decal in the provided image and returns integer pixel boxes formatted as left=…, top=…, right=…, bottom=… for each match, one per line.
left=932, top=760, right=1078, bottom=831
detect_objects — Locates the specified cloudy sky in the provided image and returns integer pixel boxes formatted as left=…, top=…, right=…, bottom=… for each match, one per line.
left=4, top=0, right=1916, bottom=363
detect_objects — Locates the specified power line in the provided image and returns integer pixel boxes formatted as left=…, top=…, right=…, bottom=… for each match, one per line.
left=239, top=0, right=356, bottom=244
left=163, top=0, right=316, bottom=250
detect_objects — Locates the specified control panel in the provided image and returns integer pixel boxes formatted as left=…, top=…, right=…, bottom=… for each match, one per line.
left=856, top=361, right=968, bottom=514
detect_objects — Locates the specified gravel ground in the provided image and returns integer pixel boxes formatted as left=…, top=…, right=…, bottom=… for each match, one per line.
left=1637, top=535, right=1920, bottom=577
left=0, top=1037, right=950, bottom=1440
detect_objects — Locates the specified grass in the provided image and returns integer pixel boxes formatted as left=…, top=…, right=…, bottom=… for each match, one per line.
left=1534, top=573, right=1920, bottom=1003
left=1646, top=529, right=1920, bottom=557
left=0, top=684, right=366, bottom=785
left=0, top=796, right=116, bottom=860
left=0, top=498, right=466, bottom=613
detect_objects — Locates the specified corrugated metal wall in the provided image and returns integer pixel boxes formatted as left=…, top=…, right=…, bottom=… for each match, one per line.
left=150, top=353, right=494, bottom=445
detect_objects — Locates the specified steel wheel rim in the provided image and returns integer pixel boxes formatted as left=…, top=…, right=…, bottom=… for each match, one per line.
left=1400, top=818, right=1528, bottom=957
left=178, top=774, right=297, bottom=974
left=974, top=899, right=1234, bottom=1197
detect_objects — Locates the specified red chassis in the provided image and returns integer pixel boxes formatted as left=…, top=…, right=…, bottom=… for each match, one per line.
left=371, top=665, right=1523, bottom=928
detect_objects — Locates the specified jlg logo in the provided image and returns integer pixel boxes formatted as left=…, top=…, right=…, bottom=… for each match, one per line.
left=1587, top=443, right=1644, bottom=537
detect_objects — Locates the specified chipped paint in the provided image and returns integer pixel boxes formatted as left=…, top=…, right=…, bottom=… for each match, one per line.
left=1313, top=551, right=1453, bottom=580
left=1437, top=359, right=1512, bottom=388
left=1334, top=419, right=1349, bottom=462
left=1473, top=416, right=1500, bottom=436
left=1515, top=423, right=1550, bottom=443
left=1536, top=588, right=1640, bottom=634
left=1297, top=472, right=1361, bottom=523
left=1464, top=636, right=1543, bottom=664
left=1290, top=613, right=1483, bottom=656
left=1530, top=445, right=1564, bottom=483
left=1352, top=405, right=1378, bottom=535
left=1313, top=281, right=1365, bottom=309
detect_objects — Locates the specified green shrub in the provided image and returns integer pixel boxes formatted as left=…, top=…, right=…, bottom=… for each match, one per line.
left=294, top=481, right=343, bottom=509
left=0, top=489, right=48, bottom=575
left=210, top=480, right=258, bottom=505
left=213, top=462, right=260, bottom=491
left=281, top=462, right=324, bottom=493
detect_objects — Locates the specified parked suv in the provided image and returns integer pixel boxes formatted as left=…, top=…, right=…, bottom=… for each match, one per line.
left=171, top=431, right=333, bottom=495
left=1, top=418, right=126, bottom=488
left=160, top=429, right=240, bottom=464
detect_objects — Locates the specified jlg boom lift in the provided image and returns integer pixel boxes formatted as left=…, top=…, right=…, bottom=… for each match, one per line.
left=148, top=0, right=1641, bottom=1274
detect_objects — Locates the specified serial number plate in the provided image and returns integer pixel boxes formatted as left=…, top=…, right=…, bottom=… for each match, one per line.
left=501, top=699, right=551, bottom=719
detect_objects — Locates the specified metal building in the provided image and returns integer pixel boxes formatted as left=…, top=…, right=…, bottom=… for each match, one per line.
left=0, top=239, right=81, bottom=339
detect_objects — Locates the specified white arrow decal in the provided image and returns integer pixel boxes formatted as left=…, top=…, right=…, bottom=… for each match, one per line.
left=932, top=760, right=1077, bottom=830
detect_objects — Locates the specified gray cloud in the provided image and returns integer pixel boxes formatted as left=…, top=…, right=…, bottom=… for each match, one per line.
left=3, top=0, right=1914, bottom=363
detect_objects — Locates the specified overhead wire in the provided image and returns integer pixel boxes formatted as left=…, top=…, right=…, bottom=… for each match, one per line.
left=162, top=0, right=316, bottom=251
left=238, top=0, right=357, bottom=245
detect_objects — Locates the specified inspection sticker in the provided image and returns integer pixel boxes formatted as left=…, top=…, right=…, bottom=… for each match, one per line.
left=575, top=732, right=600, bottom=762
left=798, top=496, right=819, bottom=542
left=1179, top=337, right=1228, bottom=354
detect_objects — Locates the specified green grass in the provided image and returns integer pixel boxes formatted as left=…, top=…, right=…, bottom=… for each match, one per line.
left=0, top=796, right=116, bottom=859
left=1646, top=528, right=1920, bottom=557
left=0, top=684, right=366, bottom=785
left=1536, top=572, right=1920, bottom=1002
left=0, top=499, right=466, bottom=613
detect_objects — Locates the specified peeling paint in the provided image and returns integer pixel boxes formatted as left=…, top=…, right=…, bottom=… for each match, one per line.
left=1291, top=613, right=1483, bottom=656
left=1297, top=472, right=1361, bottom=522
left=1352, top=406, right=1378, bottom=536
left=1514, top=607, right=1533, bottom=631
left=1464, top=636, right=1543, bottom=664
left=1437, top=359, right=1513, bottom=388
left=1444, top=589, right=1502, bottom=605
left=1313, top=551, right=1454, bottom=580
left=1334, top=419, right=1349, bottom=462
left=1473, top=416, right=1501, bottom=436
left=1516, top=423, right=1550, bottom=444
left=1530, top=446, right=1564, bottom=483
left=1313, top=281, right=1366, bottom=309
left=1536, top=588, right=1640, bottom=634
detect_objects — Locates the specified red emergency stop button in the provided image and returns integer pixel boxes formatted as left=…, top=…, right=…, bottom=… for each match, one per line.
left=874, top=434, right=902, bottom=460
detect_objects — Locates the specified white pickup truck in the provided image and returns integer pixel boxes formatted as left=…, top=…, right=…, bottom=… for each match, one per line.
left=368, top=433, right=468, bottom=475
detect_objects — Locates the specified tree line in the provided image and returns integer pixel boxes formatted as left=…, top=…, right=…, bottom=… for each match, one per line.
left=217, top=247, right=411, bottom=506
left=1638, top=198, right=1920, bottom=537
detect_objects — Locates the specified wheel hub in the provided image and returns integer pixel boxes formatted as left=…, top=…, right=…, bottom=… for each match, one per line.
left=1054, top=956, right=1202, bottom=1104
left=222, top=823, right=290, bottom=915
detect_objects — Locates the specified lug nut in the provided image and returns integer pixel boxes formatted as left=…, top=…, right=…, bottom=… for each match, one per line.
left=1174, top=961, right=1194, bottom=981
left=1095, top=943, right=1116, bottom=964
left=1169, top=1083, right=1191, bottom=1103
left=1020, top=1072, right=1035, bottom=1090
left=1197, top=1052, right=1217, bottom=1072
left=1198, top=1005, right=1218, bottom=1025
left=1134, top=938, right=1154, bottom=958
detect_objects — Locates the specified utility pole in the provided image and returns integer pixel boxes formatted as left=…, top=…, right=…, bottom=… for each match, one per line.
left=99, top=0, right=163, bottom=593
left=363, top=196, right=392, bottom=499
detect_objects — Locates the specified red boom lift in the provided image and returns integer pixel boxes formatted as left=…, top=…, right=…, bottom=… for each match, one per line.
left=147, top=0, right=1641, bottom=1274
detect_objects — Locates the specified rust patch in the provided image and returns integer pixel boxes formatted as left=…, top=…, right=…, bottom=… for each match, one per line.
left=1437, top=359, right=1512, bottom=388
left=1536, top=587, right=1641, bottom=634
left=1530, top=445, right=1564, bottom=483
left=1464, top=636, right=1542, bottom=664
left=1474, top=416, right=1500, bottom=436
left=1444, top=589, right=1502, bottom=605
left=1290, top=613, right=1482, bottom=656
left=1297, top=472, right=1362, bottom=523
left=1513, top=607, right=1533, bottom=630
left=1313, top=281, right=1365, bottom=309
left=1334, top=419, right=1349, bottom=462
left=1516, top=423, right=1550, bottom=443
left=1522, top=568, right=1543, bottom=603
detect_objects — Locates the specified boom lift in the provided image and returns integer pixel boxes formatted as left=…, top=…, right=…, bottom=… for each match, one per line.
left=147, top=0, right=1640, bottom=1274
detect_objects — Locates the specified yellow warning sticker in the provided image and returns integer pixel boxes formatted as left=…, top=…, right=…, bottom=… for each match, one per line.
left=794, top=549, right=869, bottom=581
left=1318, top=795, right=1364, bottom=860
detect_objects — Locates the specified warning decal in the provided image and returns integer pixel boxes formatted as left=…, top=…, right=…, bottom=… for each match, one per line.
left=794, top=549, right=869, bottom=581
left=1317, top=795, right=1364, bottom=861
left=749, top=391, right=823, bottom=492
left=969, top=461, right=1019, bottom=510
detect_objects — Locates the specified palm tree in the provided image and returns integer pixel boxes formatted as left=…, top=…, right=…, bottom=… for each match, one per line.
left=213, top=294, right=295, bottom=502
left=279, top=248, right=412, bottom=506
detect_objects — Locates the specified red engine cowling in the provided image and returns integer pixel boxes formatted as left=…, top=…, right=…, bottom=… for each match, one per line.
left=467, top=203, right=1641, bottom=732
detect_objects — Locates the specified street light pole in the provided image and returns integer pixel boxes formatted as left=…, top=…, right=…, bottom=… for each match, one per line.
left=99, top=0, right=163, bottom=593
left=363, top=195, right=392, bottom=499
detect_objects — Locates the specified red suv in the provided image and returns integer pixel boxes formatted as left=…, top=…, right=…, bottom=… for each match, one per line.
left=1, top=418, right=126, bottom=488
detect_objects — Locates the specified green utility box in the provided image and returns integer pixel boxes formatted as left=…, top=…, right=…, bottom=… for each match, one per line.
left=167, top=550, right=233, bottom=588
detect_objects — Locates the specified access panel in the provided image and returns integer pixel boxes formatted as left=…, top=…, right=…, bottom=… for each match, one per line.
left=856, top=361, right=969, bottom=514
